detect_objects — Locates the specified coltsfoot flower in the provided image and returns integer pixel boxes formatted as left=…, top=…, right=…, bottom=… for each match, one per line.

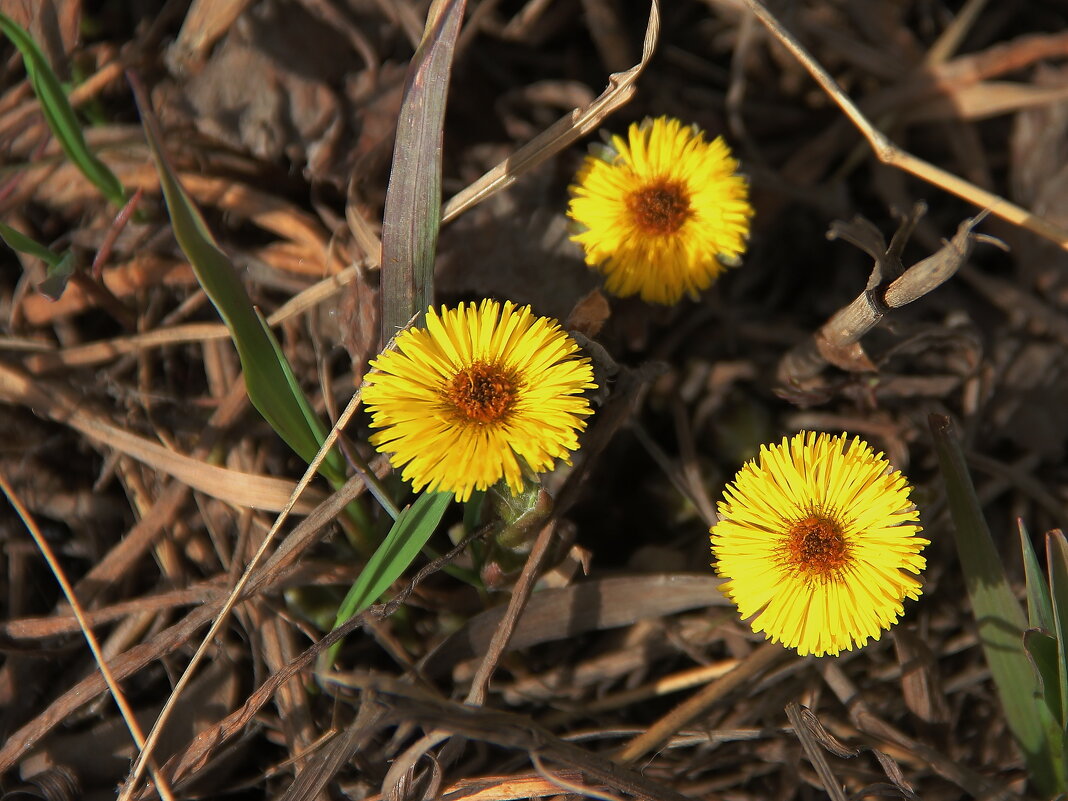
left=361, top=300, right=596, bottom=501
left=710, top=431, right=928, bottom=657
left=567, top=116, right=753, bottom=304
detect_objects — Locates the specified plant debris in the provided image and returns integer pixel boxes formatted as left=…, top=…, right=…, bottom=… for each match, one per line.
left=2, top=1, right=1068, bottom=800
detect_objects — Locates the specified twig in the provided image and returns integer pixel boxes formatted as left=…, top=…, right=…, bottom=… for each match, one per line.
left=741, top=0, right=1068, bottom=251
left=0, top=470, right=176, bottom=801
left=819, top=660, right=1013, bottom=799
left=631, top=420, right=715, bottom=527
left=440, top=0, right=660, bottom=223
left=118, top=382, right=372, bottom=800
left=269, top=527, right=494, bottom=801
left=613, top=641, right=787, bottom=765
left=466, top=520, right=557, bottom=706
left=786, top=702, right=919, bottom=801
left=786, top=702, right=849, bottom=801
left=777, top=211, right=992, bottom=385
left=380, top=518, right=559, bottom=796
left=92, top=187, right=144, bottom=280
left=67, top=270, right=138, bottom=330
left=532, top=752, right=627, bottom=801
left=324, top=676, right=698, bottom=801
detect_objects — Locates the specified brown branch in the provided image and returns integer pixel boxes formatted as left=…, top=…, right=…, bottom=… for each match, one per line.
left=318, top=674, right=697, bottom=801
left=777, top=212, right=992, bottom=386
left=740, top=0, right=1068, bottom=250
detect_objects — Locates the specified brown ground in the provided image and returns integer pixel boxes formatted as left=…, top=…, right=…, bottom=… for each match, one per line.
left=2, top=1, right=1068, bottom=799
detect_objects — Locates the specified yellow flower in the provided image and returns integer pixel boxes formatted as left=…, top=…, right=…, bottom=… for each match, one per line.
left=567, top=116, right=753, bottom=304
left=361, top=300, right=596, bottom=502
left=709, top=432, right=928, bottom=657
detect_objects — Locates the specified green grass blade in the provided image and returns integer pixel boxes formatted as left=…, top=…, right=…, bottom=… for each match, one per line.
left=35, top=250, right=76, bottom=300
left=1021, top=519, right=1056, bottom=632
left=0, top=222, right=75, bottom=299
left=379, top=0, right=466, bottom=340
left=1021, top=519, right=1063, bottom=727
left=0, top=13, right=125, bottom=208
left=324, top=491, right=452, bottom=665
left=333, top=491, right=452, bottom=624
left=1046, top=530, right=1068, bottom=729
left=130, top=77, right=345, bottom=484
left=253, top=308, right=346, bottom=478
left=929, top=415, right=1065, bottom=797
left=1024, top=629, right=1063, bottom=727
left=0, top=222, right=63, bottom=267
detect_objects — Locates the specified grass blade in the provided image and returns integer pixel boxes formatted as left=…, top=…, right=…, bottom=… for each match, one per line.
left=254, top=308, right=335, bottom=451
left=0, top=222, right=75, bottom=298
left=34, top=250, right=76, bottom=300
left=130, top=74, right=345, bottom=484
left=1021, top=519, right=1056, bottom=633
left=335, top=491, right=452, bottom=622
left=1046, top=530, right=1068, bottom=729
left=929, top=414, right=1064, bottom=797
left=0, top=13, right=125, bottom=208
left=379, top=0, right=466, bottom=340
left=1021, top=519, right=1063, bottom=726
left=324, top=490, right=452, bottom=665
left=0, top=222, right=63, bottom=267
left=1024, top=629, right=1062, bottom=726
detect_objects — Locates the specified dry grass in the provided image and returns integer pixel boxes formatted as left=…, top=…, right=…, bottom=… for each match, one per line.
left=2, top=1, right=1068, bottom=799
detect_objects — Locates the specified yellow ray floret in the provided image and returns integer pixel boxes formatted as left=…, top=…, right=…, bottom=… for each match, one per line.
left=709, top=431, right=928, bottom=657
left=361, top=300, right=597, bottom=501
left=567, top=116, right=753, bottom=304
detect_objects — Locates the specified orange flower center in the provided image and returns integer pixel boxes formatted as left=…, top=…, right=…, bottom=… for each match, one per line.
left=444, top=362, right=518, bottom=424
left=626, top=179, right=692, bottom=235
left=784, top=514, right=850, bottom=576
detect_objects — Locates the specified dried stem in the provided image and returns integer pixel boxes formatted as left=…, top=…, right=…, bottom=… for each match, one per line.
left=778, top=212, right=990, bottom=385
left=741, top=0, right=1068, bottom=250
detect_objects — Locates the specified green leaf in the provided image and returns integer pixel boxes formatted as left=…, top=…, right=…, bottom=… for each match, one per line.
left=0, top=222, right=63, bottom=267
left=1024, top=628, right=1063, bottom=726
left=334, top=491, right=451, bottom=625
left=36, top=250, right=76, bottom=300
left=1022, top=519, right=1056, bottom=633
left=1047, top=530, right=1068, bottom=729
left=253, top=309, right=344, bottom=475
left=0, top=222, right=75, bottom=299
left=379, top=0, right=466, bottom=340
left=929, top=415, right=1065, bottom=797
left=130, top=77, right=346, bottom=485
left=324, top=491, right=452, bottom=666
left=1021, top=519, right=1063, bottom=730
left=0, top=13, right=125, bottom=207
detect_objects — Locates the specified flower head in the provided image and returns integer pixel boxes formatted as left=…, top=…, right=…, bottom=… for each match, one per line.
left=361, top=300, right=596, bottom=502
left=567, top=116, right=753, bottom=304
left=709, top=432, right=928, bottom=657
